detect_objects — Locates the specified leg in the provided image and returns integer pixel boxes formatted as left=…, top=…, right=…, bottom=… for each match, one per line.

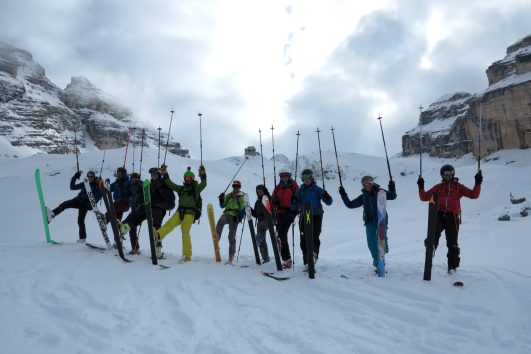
left=256, top=220, right=269, bottom=261
left=276, top=214, right=292, bottom=261
left=365, top=223, right=379, bottom=267
left=444, top=213, right=460, bottom=270
left=151, top=207, right=166, bottom=229
left=312, top=216, right=323, bottom=259
left=181, top=214, right=195, bottom=259
left=52, top=197, right=81, bottom=216
left=215, top=214, right=229, bottom=241
left=157, top=211, right=182, bottom=242
left=227, top=217, right=239, bottom=258
left=78, top=207, right=89, bottom=240
left=299, top=218, right=307, bottom=265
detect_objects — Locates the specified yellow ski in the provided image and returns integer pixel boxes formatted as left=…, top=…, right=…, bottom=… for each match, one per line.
left=207, top=203, right=221, bottom=262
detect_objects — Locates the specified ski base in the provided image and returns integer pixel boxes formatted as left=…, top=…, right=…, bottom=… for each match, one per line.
left=262, top=272, right=290, bottom=281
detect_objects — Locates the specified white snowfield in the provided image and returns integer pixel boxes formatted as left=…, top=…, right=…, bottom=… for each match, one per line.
left=0, top=148, right=530, bottom=354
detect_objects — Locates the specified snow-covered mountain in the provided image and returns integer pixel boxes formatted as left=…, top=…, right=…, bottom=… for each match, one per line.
left=403, top=34, right=531, bottom=159
left=0, top=148, right=530, bottom=353
left=0, top=41, right=189, bottom=159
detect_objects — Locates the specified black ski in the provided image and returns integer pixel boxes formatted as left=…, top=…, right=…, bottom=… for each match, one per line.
left=423, top=192, right=439, bottom=281
left=99, top=181, right=131, bottom=263
left=262, top=272, right=290, bottom=281
left=244, top=193, right=261, bottom=265
left=262, top=196, right=282, bottom=271
left=143, top=179, right=158, bottom=265
left=86, top=243, right=106, bottom=251
left=303, top=200, right=315, bottom=279
left=83, top=178, right=112, bottom=250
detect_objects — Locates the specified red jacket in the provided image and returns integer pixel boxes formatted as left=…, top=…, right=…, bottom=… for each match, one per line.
left=272, top=179, right=299, bottom=215
left=419, top=178, right=480, bottom=214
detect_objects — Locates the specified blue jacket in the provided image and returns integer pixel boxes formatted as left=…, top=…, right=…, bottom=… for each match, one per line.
left=110, top=176, right=131, bottom=203
left=70, top=176, right=102, bottom=204
left=293, top=181, right=332, bottom=217
left=341, top=183, right=396, bottom=226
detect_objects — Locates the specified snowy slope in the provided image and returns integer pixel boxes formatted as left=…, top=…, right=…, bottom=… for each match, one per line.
left=0, top=149, right=530, bottom=354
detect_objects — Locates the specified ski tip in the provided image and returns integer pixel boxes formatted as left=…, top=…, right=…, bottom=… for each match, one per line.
left=453, top=281, right=464, bottom=287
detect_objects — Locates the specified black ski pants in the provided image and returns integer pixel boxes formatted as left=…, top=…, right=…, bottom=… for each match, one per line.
left=276, top=212, right=296, bottom=261
left=298, top=215, right=323, bottom=265
left=52, top=197, right=90, bottom=240
left=434, top=212, right=460, bottom=270
left=125, top=206, right=167, bottom=250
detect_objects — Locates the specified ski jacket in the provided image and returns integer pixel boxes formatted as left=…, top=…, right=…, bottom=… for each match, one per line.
left=129, top=180, right=144, bottom=210
left=419, top=178, right=480, bottom=214
left=293, top=181, right=332, bottom=217
left=70, top=176, right=102, bottom=204
left=110, top=175, right=131, bottom=203
left=272, top=179, right=300, bottom=215
left=252, top=194, right=270, bottom=222
left=340, top=183, right=396, bottom=226
left=222, top=192, right=245, bottom=217
left=151, top=178, right=174, bottom=210
left=164, top=175, right=206, bottom=216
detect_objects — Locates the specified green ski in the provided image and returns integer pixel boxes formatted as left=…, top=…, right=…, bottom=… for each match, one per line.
left=34, top=169, right=60, bottom=244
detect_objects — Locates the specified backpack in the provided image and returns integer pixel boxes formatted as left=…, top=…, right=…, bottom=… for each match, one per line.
left=166, top=190, right=176, bottom=210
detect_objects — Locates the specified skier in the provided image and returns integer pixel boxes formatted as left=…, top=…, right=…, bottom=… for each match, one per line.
left=292, top=169, right=332, bottom=270
left=250, top=184, right=271, bottom=263
left=108, top=166, right=131, bottom=221
left=271, top=169, right=299, bottom=268
left=153, top=165, right=207, bottom=262
left=119, top=167, right=174, bottom=257
left=45, top=170, right=102, bottom=242
left=124, top=172, right=144, bottom=255
left=338, top=175, right=397, bottom=272
left=417, top=165, right=482, bottom=274
left=217, top=180, right=246, bottom=264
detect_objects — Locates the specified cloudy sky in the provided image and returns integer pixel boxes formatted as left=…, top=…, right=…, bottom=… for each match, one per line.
left=1, top=0, right=530, bottom=160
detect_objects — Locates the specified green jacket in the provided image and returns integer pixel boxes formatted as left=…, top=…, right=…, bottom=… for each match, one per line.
left=223, top=192, right=245, bottom=216
left=164, top=175, right=206, bottom=215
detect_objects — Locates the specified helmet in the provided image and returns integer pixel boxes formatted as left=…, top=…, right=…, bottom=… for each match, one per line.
left=232, top=180, right=242, bottom=188
left=116, top=167, right=127, bottom=175
left=301, top=169, right=313, bottom=181
left=361, top=175, right=374, bottom=184
left=130, top=172, right=140, bottom=179
left=279, top=168, right=291, bottom=177
left=440, top=164, right=455, bottom=177
left=148, top=167, right=159, bottom=174
left=86, top=171, right=96, bottom=178
left=256, top=184, right=268, bottom=194
left=183, top=166, right=195, bottom=179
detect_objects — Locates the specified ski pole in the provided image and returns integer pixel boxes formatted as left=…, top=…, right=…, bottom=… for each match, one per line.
left=123, top=129, right=131, bottom=169
left=330, top=126, right=343, bottom=187
left=222, top=157, right=249, bottom=194
left=377, top=116, right=393, bottom=181
left=316, top=127, right=325, bottom=189
left=259, top=129, right=266, bottom=186
left=419, top=105, right=423, bottom=177
left=157, top=126, right=162, bottom=167
left=198, top=112, right=203, bottom=166
left=271, top=125, right=277, bottom=186
left=131, top=127, right=136, bottom=173
left=74, top=131, right=80, bottom=173
left=139, top=129, right=145, bottom=178
left=292, top=130, right=301, bottom=270
left=478, top=102, right=482, bottom=171
left=236, top=215, right=246, bottom=262
left=99, top=139, right=107, bottom=178
left=163, top=109, right=175, bottom=166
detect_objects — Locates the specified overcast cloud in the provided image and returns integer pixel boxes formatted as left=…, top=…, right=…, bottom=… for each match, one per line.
left=1, top=0, right=530, bottom=160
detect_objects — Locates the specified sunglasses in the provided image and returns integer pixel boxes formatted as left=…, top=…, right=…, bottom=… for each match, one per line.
left=443, top=171, right=453, bottom=177
left=232, top=184, right=241, bottom=188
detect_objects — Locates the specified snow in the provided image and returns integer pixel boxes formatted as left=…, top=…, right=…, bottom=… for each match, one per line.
left=1, top=148, right=531, bottom=354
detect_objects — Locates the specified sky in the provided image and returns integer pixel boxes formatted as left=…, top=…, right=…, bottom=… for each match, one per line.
left=1, top=0, right=530, bottom=160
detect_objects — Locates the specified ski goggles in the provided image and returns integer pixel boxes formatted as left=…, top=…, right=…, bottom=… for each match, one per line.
left=184, top=176, right=194, bottom=182
left=442, top=171, right=453, bottom=177
left=86, top=172, right=96, bottom=178
left=232, top=184, right=241, bottom=189
left=301, top=173, right=313, bottom=181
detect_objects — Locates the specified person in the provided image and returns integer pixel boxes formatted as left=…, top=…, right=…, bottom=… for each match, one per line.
left=217, top=180, right=246, bottom=264
left=45, top=170, right=102, bottom=242
left=124, top=172, right=144, bottom=255
left=153, top=165, right=207, bottom=262
left=250, top=184, right=271, bottom=263
left=271, top=169, right=299, bottom=268
left=417, top=165, right=482, bottom=274
left=292, top=169, right=332, bottom=270
left=119, top=167, right=174, bottom=257
left=109, top=166, right=131, bottom=221
left=338, top=175, right=397, bottom=272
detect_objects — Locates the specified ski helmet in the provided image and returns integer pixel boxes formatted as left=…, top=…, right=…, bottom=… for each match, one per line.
left=361, top=175, right=374, bottom=184
left=279, top=168, right=291, bottom=177
left=116, top=167, right=127, bottom=175
left=86, top=171, right=96, bottom=178
left=301, top=169, right=313, bottom=181
left=130, top=172, right=140, bottom=179
left=440, top=164, right=455, bottom=177
left=183, top=166, right=195, bottom=179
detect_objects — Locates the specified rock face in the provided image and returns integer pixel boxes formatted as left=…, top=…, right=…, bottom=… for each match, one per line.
left=402, top=34, right=531, bottom=158
left=0, top=41, right=189, bottom=158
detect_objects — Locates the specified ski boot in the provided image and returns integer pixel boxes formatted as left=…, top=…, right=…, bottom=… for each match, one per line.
left=45, top=207, right=55, bottom=223
left=282, top=259, right=292, bottom=269
left=155, top=242, right=164, bottom=259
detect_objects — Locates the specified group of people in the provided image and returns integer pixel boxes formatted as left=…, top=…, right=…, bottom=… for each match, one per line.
left=45, top=162, right=483, bottom=274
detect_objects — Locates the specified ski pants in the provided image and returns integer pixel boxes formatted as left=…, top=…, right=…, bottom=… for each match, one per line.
left=256, top=219, right=270, bottom=262
left=112, top=200, right=130, bottom=221
left=276, top=212, right=296, bottom=261
left=52, top=197, right=90, bottom=240
left=298, top=215, right=322, bottom=265
left=157, top=211, right=195, bottom=258
left=124, top=206, right=166, bottom=250
left=216, top=213, right=240, bottom=258
left=434, top=212, right=460, bottom=270
left=365, top=223, right=389, bottom=268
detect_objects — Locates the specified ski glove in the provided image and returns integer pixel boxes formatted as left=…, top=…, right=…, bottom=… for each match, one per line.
left=73, top=171, right=82, bottom=180
left=322, top=191, right=332, bottom=203
left=159, top=164, right=168, bottom=175
left=474, top=170, right=483, bottom=185
left=338, top=186, right=347, bottom=196
left=388, top=180, right=395, bottom=191
left=291, top=195, right=298, bottom=204
left=417, top=177, right=424, bottom=190
left=218, top=193, right=225, bottom=207
left=198, top=165, right=206, bottom=178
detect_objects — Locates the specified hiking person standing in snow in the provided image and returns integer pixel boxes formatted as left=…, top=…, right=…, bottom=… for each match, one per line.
left=417, top=165, right=482, bottom=273
left=45, top=170, right=101, bottom=242
left=292, top=169, right=332, bottom=270
left=217, top=180, right=246, bottom=264
left=124, top=172, right=143, bottom=255
left=271, top=169, right=299, bottom=269
left=108, top=166, right=131, bottom=221
left=338, top=175, right=397, bottom=272
left=153, top=165, right=207, bottom=262
left=251, top=184, right=271, bottom=263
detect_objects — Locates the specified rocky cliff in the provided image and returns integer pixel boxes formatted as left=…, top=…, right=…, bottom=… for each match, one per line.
left=402, top=34, right=531, bottom=158
left=0, top=41, right=189, bottom=158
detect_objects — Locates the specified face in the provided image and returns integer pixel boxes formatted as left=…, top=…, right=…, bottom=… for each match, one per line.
left=302, top=174, right=312, bottom=185
left=362, top=180, right=373, bottom=191
left=232, top=184, right=241, bottom=192
left=184, top=176, right=194, bottom=184
left=280, top=173, right=290, bottom=181
left=256, top=188, right=264, bottom=196
left=442, top=171, right=453, bottom=182
left=151, top=172, right=159, bottom=180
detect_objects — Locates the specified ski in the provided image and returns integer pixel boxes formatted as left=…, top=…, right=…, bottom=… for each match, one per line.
left=262, top=196, right=283, bottom=271
left=86, top=243, right=106, bottom=251
left=143, top=179, right=158, bottom=265
left=453, top=281, right=464, bottom=287
left=423, top=192, right=439, bottom=281
left=303, top=200, right=315, bottom=279
left=34, top=169, right=60, bottom=244
left=83, top=178, right=113, bottom=250
left=98, top=180, right=131, bottom=262
left=262, top=271, right=290, bottom=281
left=376, top=189, right=387, bottom=277
left=243, top=193, right=261, bottom=265
left=207, top=203, right=222, bottom=262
